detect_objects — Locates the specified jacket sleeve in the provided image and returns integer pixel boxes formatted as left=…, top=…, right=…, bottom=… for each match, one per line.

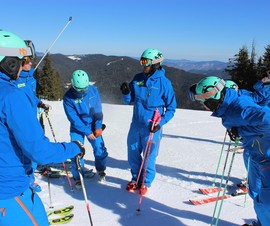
left=238, top=106, right=270, bottom=137
left=63, top=95, right=92, bottom=136
left=159, top=79, right=177, bottom=127
left=6, top=90, right=80, bottom=164
left=93, top=87, right=103, bottom=130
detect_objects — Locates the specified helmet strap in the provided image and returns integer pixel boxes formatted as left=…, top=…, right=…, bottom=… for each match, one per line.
left=0, top=57, right=21, bottom=80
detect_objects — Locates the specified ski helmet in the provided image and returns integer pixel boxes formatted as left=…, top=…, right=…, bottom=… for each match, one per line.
left=0, top=30, right=30, bottom=79
left=225, top=80, right=238, bottom=90
left=140, top=48, right=164, bottom=67
left=71, top=70, right=89, bottom=92
left=195, top=76, right=225, bottom=102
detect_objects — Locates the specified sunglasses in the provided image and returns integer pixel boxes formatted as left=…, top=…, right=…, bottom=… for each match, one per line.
left=140, top=58, right=152, bottom=67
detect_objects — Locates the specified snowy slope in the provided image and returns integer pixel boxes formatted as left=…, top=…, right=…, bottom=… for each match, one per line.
left=36, top=101, right=256, bottom=226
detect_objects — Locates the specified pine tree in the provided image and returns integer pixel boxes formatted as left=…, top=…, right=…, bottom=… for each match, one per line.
left=36, top=54, right=63, bottom=100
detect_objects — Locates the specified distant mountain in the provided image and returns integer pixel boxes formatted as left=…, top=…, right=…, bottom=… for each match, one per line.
left=163, top=59, right=229, bottom=78
left=36, top=54, right=222, bottom=110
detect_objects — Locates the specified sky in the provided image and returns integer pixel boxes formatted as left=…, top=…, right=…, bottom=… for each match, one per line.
left=1, top=0, right=270, bottom=61
left=36, top=101, right=256, bottom=226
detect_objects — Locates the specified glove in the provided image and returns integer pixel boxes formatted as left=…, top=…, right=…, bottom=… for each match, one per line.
left=227, top=127, right=240, bottom=141
left=38, top=102, right=51, bottom=112
left=150, top=124, right=161, bottom=133
left=94, top=129, right=102, bottom=137
left=120, top=82, right=130, bottom=95
left=73, top=140, right=85, bottom=159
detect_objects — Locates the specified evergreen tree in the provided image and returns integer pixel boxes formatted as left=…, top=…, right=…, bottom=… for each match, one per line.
left=36, top=54, right=63, bottom=100
left=263, top=45, right=270, bottom=72
left=225, top=43, right=259, bottom=91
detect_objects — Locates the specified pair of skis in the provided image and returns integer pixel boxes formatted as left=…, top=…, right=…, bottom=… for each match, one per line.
left=47, top=205, right=74, bottom=225
left=189, top=186, right=247, bottom=205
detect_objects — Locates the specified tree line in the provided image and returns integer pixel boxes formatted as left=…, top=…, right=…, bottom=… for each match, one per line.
left=226, top=43, right=270, bottom=91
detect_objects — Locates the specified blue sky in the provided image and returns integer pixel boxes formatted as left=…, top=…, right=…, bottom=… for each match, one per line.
left=1, top=0, right=269, bottom=61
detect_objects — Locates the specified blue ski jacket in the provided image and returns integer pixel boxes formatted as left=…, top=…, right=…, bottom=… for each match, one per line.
left=15, top=68, right=41, bottom=110
left=252, top=80, right=270, bottom=106
left=63, top=85, right=103, bottom=136
left=212, top=88, right=270, bottom=162
left=122, top=68, right=176, bottom=127
left=0, top=71, right=81, bottom=200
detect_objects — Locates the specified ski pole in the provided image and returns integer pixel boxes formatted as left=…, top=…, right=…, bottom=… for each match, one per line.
left=38, top=111, right=53, bottom=207
left=76, top=155, right=94, bottom=226
left=46, top=166, right=54, bottom=208
left=212, top=130, right=228, bottom=186
left=136, top=109, right=161, bottom=188
left=243, top=155, right=250, bottom=207
left=136, top=108, right=161, bottom=212
left=211, top=139, right=232, bottom=226
left=137, top=135, right=153, bottom=212
left=34, top=16, right=72, bottom=71
left=213, top=138, right=240, bottom=226
left=45, top=111, right=74, bottom=191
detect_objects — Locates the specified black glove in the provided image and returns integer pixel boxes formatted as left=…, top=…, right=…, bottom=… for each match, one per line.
left=227, top=127, right=240, bottom=141
left=120, top=82, right=130, bottom=95
left=73, top=140, right=85, bottom=159
left=38, top=102, right=51, bottom=112
left=150, top=124, right=161, bottom=133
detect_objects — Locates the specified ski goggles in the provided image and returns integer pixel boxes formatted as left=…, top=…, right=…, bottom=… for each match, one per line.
left=140, top=57, right=164, bottom=67
left=24, top=40, right=36, bottom=59
left=140, top=58, right=152, bottom=67
left=189, top=79, right=225, bottom=102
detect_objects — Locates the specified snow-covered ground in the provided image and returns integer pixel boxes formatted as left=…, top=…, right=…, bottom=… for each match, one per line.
left=37, top=101, right=256, bottom=226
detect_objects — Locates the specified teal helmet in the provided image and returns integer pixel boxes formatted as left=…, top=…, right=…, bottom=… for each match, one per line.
left=225, top=80, right=238, bottom=90
left=194, top=76, right=226, bottom=112
left=71, top=70, right=89, bottom=92
left=0, top=30, right=29, bottom=61
left=140, top=48, right=164, bottom=66
left=0, top=30, right=31, bottom=79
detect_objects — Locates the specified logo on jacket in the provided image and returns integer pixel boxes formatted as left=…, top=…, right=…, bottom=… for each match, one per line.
left=136, top=81, right=144, bottom=86
left=75, top=99, right=82, bottom=104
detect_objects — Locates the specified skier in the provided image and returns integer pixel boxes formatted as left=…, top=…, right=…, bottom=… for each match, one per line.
left=63, top=69, right=108, bottom=189
left=15, top=49, right=51, bottom=192
left=0, top=30, right=85, bottom=226
left=189, top=76, right=270, bottom=226
left=120, top=48, right=176, bottom=195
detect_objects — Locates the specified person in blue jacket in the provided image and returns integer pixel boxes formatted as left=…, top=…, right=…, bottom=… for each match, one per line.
left=190, top=76, right=270, bottom=226
left=0, top=30, right=85, bottom=226
left=63, top=69, right=108, bottom=189
left=15, top=51, right=51, bottom=192
left=120, top=48, right=176, bottom=195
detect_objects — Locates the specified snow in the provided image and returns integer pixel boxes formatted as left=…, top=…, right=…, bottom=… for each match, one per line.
left=37, top=101, right=257, bottom=226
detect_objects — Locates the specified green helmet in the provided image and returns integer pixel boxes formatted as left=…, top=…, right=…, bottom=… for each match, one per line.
left=195, top=76, right=225, bottom=102
left=71, top=70, right=89, bottom=92
left=225, top=80, right=238, bottom=90
left=141, top=48, right=164, bottom=65
left=0, top=30, right=29, bottom=62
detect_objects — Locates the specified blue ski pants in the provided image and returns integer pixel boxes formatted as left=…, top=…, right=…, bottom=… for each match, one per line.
left=127, top=124, right=162, bottom=187
left=70, top=132, right=108, bottom=180
left=0, top=188, right=48, bottom=226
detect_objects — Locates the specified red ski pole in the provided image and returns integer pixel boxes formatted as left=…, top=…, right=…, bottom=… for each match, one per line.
left=137, top=108, right=161, bottom=212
